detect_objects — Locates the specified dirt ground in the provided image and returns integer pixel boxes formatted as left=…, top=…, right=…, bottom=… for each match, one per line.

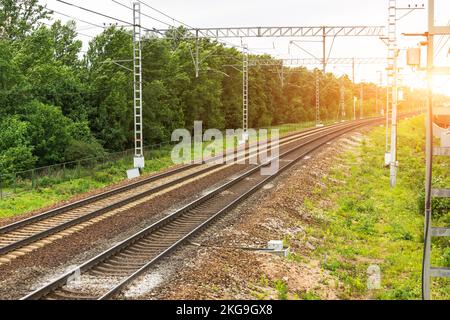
left=124, top=130, right=369, bottom=301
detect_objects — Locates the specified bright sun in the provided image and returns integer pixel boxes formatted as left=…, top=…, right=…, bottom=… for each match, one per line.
left=404, top=73, right=450, bottom=98
left=432, top=76, right=450, bottom=97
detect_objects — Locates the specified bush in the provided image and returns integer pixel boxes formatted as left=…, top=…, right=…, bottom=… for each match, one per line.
left=0, top=116, right=36, bottom=176
left=64, top=139, right=105, bottom=162
left=23, top=101, right=72, bottom=166
left=0, top=145, right=36, bottom=177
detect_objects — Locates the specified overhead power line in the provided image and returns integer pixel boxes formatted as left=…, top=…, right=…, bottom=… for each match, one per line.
left=111, top=0, right=173, bottom=28
left=56, top=0, right=132, bottom=26
left=48, top=7, right=105, bottom=29
left=138, top=0, right=195, bottom=29
left=56, top=0, right=164, bottom=36
left=41, top=21, right=95, bottom=39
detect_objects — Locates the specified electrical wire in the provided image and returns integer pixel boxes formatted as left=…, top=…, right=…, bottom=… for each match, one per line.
left=138, top=0, right=195, bottom=29
left=111, top=0, right=171, bottom=28
left=47, top=7, right=105, bottom=29
left=41, top=21, right=95, bottom=39
left=56, top=0, right=132, bottom=26
left=55, top=0, right=162, bottom=37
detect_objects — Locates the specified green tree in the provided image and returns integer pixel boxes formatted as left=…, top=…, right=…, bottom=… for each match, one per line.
left=0, top=39, right=31, bottom=114
left=0, top=116, right=36, bottom=174
left=85, top=27, right=134, bottom=151
left=22, top=101, right=72, bottom=166
left=0, top=0, right=50, bottom=40
left=50, top=20, right=82, bottom=68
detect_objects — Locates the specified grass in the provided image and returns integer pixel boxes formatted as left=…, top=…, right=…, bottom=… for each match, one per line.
left=0, top=148, right=175, bottom=219
left=0, top=120, right=324, bottom=219
left=274, top=279, right=289, bottom=300
left=305, top=115, right=449, bottom=300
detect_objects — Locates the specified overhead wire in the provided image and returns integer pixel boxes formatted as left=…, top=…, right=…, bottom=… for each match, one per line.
left=47, top=7, right=105, bottom=29
left=55, top=0, right=163, bottom=35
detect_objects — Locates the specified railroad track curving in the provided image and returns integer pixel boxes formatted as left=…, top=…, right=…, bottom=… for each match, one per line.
left=0, top=121, right=356, bottom=260
left=22, top=118, right=381, bottom=300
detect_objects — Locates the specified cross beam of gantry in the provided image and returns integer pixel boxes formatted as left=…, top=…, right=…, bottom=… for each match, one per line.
left=154, top=26, right=386, bottom=38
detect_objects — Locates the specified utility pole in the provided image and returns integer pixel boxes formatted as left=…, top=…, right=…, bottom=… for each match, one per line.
left=386, top=1, right=424, bottom=186
left=423, top=11, right=434, bottom=300
left=387, top=0, right=398, bottom=186
left=133, top=2, right=144, bottom=169
left=422, top=0, right=450, bottom=300
left=339, top=80, right=346, bottom=121
left=352, top=58, right=355, bottom=84
left=360, top=82, right=364, bottom=119
left=315, top=70, right=322, bottom=126
left=322, top=27, right=327, bottom=73
left=195, top=29, right=200, bottom=78
left=242, top=44, right=249, bottom=141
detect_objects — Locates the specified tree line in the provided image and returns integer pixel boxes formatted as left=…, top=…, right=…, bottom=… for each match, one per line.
left=0, top=0, right=432, bottom=175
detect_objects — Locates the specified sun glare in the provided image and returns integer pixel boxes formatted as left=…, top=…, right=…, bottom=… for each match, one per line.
left=432, top=75, right=450, bottom=97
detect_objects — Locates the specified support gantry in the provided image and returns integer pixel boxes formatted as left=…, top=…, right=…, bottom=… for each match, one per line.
left=155, top=25, right=386, bottom=133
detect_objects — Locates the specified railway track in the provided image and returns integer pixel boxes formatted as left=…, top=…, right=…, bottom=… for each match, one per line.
left=0, top=121, right=355, bottom=261
left=22, top=118, right=380, bottom=300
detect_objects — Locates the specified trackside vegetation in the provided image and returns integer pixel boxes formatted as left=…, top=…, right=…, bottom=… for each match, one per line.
left=0, top=0, right=432, bottom=178
left=0, top=121, right=320, bottom=218
left=302, top=116, right=449, bottom=300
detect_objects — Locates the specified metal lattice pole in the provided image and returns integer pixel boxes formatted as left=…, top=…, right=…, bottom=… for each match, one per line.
left=315, top=70, right=321, bottom=126
left=133, top=2, right=144, bottom=168
left=387, top=0, right=398, bottom=186
left=339, top=80, right=346, bottom=121
left=423, top=29, right=434, bottom=299
left=360, top=83, right=364, bottom=119
left=242, top=45, right=249, bottom=139
left=423, top=0, right=435, bottom=300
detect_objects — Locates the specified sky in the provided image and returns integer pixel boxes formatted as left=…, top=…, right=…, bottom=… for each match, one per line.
left=40, top=0, right=450, bottom=94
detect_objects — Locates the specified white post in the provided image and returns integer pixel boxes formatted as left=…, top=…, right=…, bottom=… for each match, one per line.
left=390, top=53, right=399, bottom=187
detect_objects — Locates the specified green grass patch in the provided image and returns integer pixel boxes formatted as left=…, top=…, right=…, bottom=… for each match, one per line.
left=308, top=116, right=449, bottom=300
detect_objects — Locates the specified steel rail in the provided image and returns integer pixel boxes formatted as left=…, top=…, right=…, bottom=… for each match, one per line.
left=0, top=122, right=353, bottom=257
left=0, top=121, right=344, bottom=236
left=22, top=118, right=379, bottom=300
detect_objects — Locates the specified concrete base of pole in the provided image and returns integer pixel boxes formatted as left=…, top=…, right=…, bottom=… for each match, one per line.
left=390, top=162, right=398, bottom=187
left=134, top=156, right=145, bottom=169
